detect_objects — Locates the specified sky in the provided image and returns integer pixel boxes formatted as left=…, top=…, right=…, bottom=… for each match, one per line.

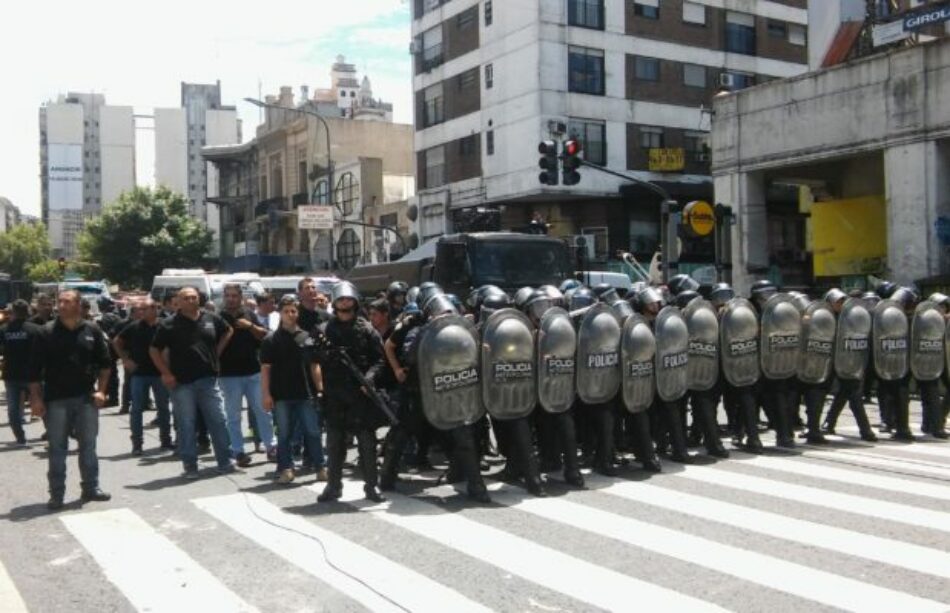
left=0, top=0, right=413, bottom=217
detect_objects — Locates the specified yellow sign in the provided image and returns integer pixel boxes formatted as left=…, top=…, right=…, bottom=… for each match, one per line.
left=812, top=195, right=887, bottom=276
left=683, top=200, right=716, bottom=237
left=648, top=148, right=685, bottom=172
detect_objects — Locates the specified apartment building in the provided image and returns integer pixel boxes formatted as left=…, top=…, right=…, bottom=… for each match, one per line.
left=410, top=0, right=808, bottom=264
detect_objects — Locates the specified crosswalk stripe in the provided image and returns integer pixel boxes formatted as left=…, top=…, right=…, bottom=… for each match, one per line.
left=61, top=508, right=257, bottom=613
left=728, top=451, right=950, bottom=500
left=796, top=447, right=950, bottom=478
left=480, top=484, right=950, bottom=613
left=194, top=493, right=491, bottom=613
left=828, top=429, right=950, bottom=459
left=583, top=474, right=950, bottom=580
left=0, top=558, right=28, bottom=613
left=673, top=465, right=950, bottom=533
left=333, top=479, right=728, bottom=613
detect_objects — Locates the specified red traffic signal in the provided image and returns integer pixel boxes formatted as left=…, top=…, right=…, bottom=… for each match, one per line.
left=57, top=257, right=67, bottom=271
left=561, top=139, right=582, bottom=186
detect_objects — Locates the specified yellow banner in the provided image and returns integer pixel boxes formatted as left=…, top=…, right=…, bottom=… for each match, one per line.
left=812, top=195, right=887, bottom=276
left=648, top=148, right=685, bottom=172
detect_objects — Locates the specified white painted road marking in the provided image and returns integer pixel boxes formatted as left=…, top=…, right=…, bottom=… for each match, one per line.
left=0, top=557, right=28, bottom=613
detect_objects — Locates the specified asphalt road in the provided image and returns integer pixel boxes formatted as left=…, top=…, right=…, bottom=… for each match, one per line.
left=0, top=395, right=949, bottom=613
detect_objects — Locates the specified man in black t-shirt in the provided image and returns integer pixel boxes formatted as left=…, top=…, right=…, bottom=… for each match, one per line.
left=115, top=298, right=173, bottom=454
left=218, top=283, right=274, bottom=466
left=297, top=277, right=330, bottom=334
left=0, top=300, right=39, bottom=445
left=29, top=290, right=113, bottom=511
left=149, top=287, right=235, bottom=479
left=29, top=294, right=54, bottom=326
left=261, top=295, right=327, bottom=484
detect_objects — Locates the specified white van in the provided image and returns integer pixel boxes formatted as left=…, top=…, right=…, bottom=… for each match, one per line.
left=208, top=273, right=266, bottom=307
left=576, top=271, right=634, bottom=297
left=260, top=275, right=340, bottom=301
left=150, top=270, right=212, bottom=304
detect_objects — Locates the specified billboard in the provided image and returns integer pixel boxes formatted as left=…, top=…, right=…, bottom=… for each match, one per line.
left=812, top=195, right=887, bottom=276
left=47, top=144, right=83, bottom=211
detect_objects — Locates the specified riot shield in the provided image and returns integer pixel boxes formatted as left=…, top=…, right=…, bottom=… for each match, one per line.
left=654, top=306, right=689, bottom=402
left=910, top=301, right=946, bottom=381
left=760, top=293, right=802, bottom=380
left=872, top=299, right=909, bottom=381
left=537, top=307, right=577, bottom=414
left=834, top=298, right=872, bottom=381
left=797, top=301, right=836, bottom=385
left=576, top=303, right=622, bottom=405
left=481, top=308, right=537, bottom=420
left=417, top=315, right=485, bottom=430
left=683, top=299, right=719, bottom=392
left=621, top=313, right=655, bottom=413
left=720, top=298, right=760, bottom=388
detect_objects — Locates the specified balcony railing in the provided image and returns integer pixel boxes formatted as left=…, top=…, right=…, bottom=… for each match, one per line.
left=254, top=196, right=288, bottom=219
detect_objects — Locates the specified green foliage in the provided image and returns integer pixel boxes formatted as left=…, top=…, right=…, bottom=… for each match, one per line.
left=27, top=259, right=65, bottom=283
left=0, top=222, right=51, bottom=279
left=78, top=186, right=213, bottom=289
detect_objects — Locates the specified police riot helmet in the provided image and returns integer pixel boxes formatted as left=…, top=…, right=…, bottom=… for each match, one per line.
left=875, top=281, right=898, bottom=299
left=331, top=281, right=361, bottom=310
left=658, top=285, right=672, bottom=307
left=928, top=292, right=950, bottom=310
left=823, top=288, right=848, bottom=307
left=788, top=291, right=811, bottom=313
left=668, top=273, right=700, bottom=296
left=479, top=291, right=512, bottom=321
left=513, top=286, right=535, bottom=310
left=890, top=287, right=919, bottom=310
left=709, top=282, right=735, bottom=308
left=674, top=289, right=701, bottom=309
left=406, top=286, right=420, bottom=305
left=386, top=281, right=409, bottom=301
left=749, top=279, right=778, bottom=307
left=637, top=286, right=664, bottom=310
left=610, top=298, right=635, bottom=321
left=592, top=283, right=620, bottom=305
left=402, top=302, right=422, bottom=317
left=444, top=293, right=463, bottom=313
left=861, top=291, right=881, bottom=307
left=569, top=287, right=596, bottom=311
left=538, top=285, right=565, bottom=309
left=559, top=279, right=582, bottom=294
left=468, top=284, right=504, bottom=309
left=416, top=282, right=444, bottom=310
left=424, top=294, right=458, bottom=319
left=524, top=289, right=556, bottom=322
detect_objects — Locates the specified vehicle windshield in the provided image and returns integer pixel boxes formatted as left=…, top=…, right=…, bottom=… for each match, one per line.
left=471, top=240, right=572, bottom=287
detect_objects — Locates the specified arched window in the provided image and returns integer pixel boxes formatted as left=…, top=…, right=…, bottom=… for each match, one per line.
left=314, top=180, right=329, bottom=205
left=334, top=172, right=358, bottom=216
left=336, top=228, right=361, bottom=269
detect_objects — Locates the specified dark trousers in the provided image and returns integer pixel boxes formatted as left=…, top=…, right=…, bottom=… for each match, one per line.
left=825, top=378, right=874, bottom=435
left=690, top=388, right=726, bottom=453
left=918, top=378, right=945, bottom=434
left=325, top=426, right=378, bottom=492
left=537, top=408, right=581, bottom=476
left=380, top=391, right=430, bottom=485
left=878, top=376, right=911, bottom=436
left=443, top=424, right=488, bottom=496
left=763, top=377, right=797, bottom=444
left=723, top=382, right=762, bottom=447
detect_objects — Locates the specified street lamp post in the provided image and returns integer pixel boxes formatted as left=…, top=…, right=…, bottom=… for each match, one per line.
left=244, top=97, right=335, bottom=270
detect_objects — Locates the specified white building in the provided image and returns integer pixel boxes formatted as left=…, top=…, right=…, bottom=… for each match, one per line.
left=39, top=92, right=135, bottom=257
left=410, top=0, right=808, bottom=266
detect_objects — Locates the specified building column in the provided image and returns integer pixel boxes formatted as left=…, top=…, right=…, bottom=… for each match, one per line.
left=883, top=140, right=939, bottom=284
left=716, top=169, right=766, bottom=295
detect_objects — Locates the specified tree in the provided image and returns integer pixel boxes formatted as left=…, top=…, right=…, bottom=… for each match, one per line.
left=0, top=222, right=51, bottom=279
left=78, top=186, right=213, bottom=289
left=27, top=259, right=64, bottom=283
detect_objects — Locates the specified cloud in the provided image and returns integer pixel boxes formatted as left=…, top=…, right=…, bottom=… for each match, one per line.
left=0, top=0, right=412, bottom=216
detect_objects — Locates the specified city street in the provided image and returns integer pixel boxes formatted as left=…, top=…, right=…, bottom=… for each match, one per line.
left=0, top=398, right=949, bottom=612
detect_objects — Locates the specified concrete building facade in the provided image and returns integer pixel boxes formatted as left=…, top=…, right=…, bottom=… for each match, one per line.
left=409, top=0, right=808, bottom=268
left=39, top=92, right=135, bottom=257
left=0, top=197, right=22, bottom=234
left=711, top=36, right=950, bottom=294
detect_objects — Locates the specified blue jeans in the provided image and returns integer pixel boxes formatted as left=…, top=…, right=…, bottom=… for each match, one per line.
left=46, top=395, right=99, bottom=497
left=3, top=380, right=27, bottom=442
left=130, top=375, right=171, bottom=443
left=275, top=399, right=325, bottom=471
left=169, top=378, right=231, bottom=471
left=219, top=373, right=275, bottom=456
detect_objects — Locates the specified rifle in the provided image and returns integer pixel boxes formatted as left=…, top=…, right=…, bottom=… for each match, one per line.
left=311, top=329, right=400, bottom=426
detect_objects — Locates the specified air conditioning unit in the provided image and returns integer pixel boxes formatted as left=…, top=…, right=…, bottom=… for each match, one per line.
left=718, top=73, right=735, bottom=89
left=409, top=40, right=423, bottom=55
left=570, top=234, right=596, bottom=260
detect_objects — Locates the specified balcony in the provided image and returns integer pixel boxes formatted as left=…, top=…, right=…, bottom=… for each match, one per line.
left=291, top=192, right=309, bottom=207
left=254, top=196, right=288, bottom=219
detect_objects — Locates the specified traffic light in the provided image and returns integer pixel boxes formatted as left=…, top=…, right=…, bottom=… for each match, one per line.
left=538, top=140, right=559, bottom=186
left=57, top=257, right=66, bottom=272
left=561, top=139, right=582, bottom=186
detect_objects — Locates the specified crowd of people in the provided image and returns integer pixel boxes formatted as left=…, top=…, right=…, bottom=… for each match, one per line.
left=1, top=274, right=948, bottom=511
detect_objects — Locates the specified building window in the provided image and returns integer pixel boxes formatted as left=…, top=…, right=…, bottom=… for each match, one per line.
left=767, top=20, right=787, bottom=38
left=638, top=126, right=664, bottom=149
left=683, top=1, right=706, bottom=25
left=485, top=63, right=494, bottom=89
left=422, top=26, right=444, bottom=70
left=425, top=145, right=445, bottom=188
left=486, top=130, right=495, bottom=155
left=424, top=83, right=444, bottom=127
left=568, top=0, right=604, bottom=30
left=683, top=63, right=707, bottom=88
left=485, top=0, right=493, bottom=25
left=568, top=46, right=605, bottom=95
left=314, top=180, right=329, bottom=204
left=336, top=228, right=361, bottom=269
left=725, top=11, right=756, bottom=55
left=459, top=135, right=478, bottom=156
left=457, top=8, right=476, bottom=30
left=335, top=172, right=358, bottom=216
left=633, top=0, right=659, bottom=19
left=458, top=68, right=478, bottom=91
left=684, top=131, right=709, bottom=161
left=725, top=71, right=755, bottom=90
left=634, top=56, right=660, bottom=81
left=789, top=24, right=806, bottom=46
left=568, top=118, right=606, bottom=166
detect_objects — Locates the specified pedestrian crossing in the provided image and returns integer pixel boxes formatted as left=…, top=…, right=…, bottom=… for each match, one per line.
left=6, top=434, right=950, bottom=612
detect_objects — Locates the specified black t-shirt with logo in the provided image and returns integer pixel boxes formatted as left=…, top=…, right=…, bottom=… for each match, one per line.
left=0, top=320, right=41, bottom=382
left=117, top=319, right=162, bottom=377
left=151, top=312, right=230, bottom=384
left=260, top=327, right=317, bottom=401
left=29, top=319, right=112, bottom=401
left=219, top=307, right=262, bottom=376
